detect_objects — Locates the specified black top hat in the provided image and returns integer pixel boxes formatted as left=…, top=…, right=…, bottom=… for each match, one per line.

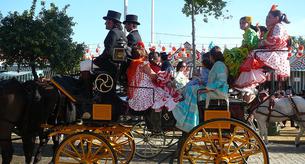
left=123, top=14, right=140, bottom=25
left=103, top=10, right=121, bottom=23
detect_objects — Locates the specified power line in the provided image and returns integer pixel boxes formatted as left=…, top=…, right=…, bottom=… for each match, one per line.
left=155, top=32, right=242, bottom=39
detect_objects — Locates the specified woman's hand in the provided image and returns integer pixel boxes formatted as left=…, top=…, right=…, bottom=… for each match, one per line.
left=150, top=74, right=158, bottom=81
left=198, top=88, right=209, bottom=94
left=198, top=80, right=204, bottom=86
left=258, top=40, right=265, bottom=48
left=192, top=72, right=199, bottom=77
left=142, top=63, right=158, bottom=80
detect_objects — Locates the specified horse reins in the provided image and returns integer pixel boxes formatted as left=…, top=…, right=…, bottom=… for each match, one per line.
left=246, top=93, right=273, bottom=121
left=255, top=96, right=305, bottom=122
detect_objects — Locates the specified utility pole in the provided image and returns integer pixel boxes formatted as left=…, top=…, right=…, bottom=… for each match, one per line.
left=191, top=0, right=196, bottom=69
left=124, top=0, right=128, bottom=34
left=151, top=0, right=155, bottom=44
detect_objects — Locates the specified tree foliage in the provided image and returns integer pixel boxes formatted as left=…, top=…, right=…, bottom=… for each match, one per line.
left=291, top=36, right=305, bottom=54
left=0, top=0, right=85, bottom=79
left=182, top=0, right=230, bottom=22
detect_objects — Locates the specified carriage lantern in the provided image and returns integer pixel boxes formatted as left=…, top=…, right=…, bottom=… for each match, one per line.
left=112, top=37, right=127, bottom=62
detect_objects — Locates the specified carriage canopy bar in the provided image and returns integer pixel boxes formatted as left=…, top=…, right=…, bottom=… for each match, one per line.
left=50, top=76, right=81, bottom=103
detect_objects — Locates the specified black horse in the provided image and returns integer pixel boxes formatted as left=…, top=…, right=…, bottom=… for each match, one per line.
left=0, top=79, right=61, bottom=164
left=0, top=78, right=28, bottom=164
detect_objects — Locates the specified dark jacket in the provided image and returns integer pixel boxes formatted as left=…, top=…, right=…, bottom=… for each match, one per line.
left=94, top=27, right=127, bottom=67
left=127, top=30, right=142, bottom=59
left=127, top=30, right=142, bottom=48
left=161, top=60, right=173, bottom=72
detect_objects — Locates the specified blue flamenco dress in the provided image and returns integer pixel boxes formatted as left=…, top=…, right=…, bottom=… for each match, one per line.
left=172, top=61, right=229, bottom=132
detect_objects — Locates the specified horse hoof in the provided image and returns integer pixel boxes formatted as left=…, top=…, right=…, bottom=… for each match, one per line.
left=34, top=156, right=42, bottom=164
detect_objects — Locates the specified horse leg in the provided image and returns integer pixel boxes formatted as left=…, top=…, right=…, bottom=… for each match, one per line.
left=33, top=132, right=49, bottom=164
left=0, top=121, right=14, bottom=164
left=256, top=118, right=269, bottom=145
left=295, top=123, right=304, bottom=147
left=22, top=134, right=36, bottom=164
left=47, top=135, right=60, bottom=163
left=0, top=140, right=13, bottom=164
left=262, top=123, right=269, bottom=145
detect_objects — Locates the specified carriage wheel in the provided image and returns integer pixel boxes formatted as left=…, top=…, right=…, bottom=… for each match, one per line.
left=97, top=128, right=135, bottom=164
left=131, top=121, right=165, bottom=159
left=178, top=118, right=269, bottom=164
left=94, top=73, right=114, bottom=93
left=54, top=132, right=117, bottom=164
left=164, top=129, right=177, bottom=147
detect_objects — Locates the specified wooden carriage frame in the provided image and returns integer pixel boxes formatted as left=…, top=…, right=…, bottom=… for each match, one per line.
left=44, top=71, right=270, bottom=164
left=40, top=48, right=293, bottom=163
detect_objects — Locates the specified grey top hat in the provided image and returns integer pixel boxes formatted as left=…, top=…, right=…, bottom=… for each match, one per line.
left=103, top=10, right=121, bottom=23
left=123, top=14, right=140, bottom=25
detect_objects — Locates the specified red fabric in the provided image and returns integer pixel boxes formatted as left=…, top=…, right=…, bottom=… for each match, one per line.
left=155, top=71, right=182, bottom=102
left=127, top=57, right=145, bottom=98
left=239, top=56, right=265, bottom=72
left=264, top=26, right=288, bottom=50
left=150, top=63, right=161, bottom=73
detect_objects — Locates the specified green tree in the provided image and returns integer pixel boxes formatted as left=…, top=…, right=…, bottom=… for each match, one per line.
left=0, top=0, right=85, bottom=79
left=291, top=36, right=305, bottom=56
left=182, top=0, right=230, bottom=67
left=182, top=0, right=230, bottom=22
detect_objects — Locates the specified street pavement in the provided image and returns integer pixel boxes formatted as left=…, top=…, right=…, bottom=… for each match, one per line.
left=1, top=125, right=305, bottom=164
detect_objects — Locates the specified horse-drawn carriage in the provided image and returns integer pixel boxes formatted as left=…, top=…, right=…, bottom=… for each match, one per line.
left=39, top=49, right=271, bottom=164
left=1, top=49, right=281, bottom=164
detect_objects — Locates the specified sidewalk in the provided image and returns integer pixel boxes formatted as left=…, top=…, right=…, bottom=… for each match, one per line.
left=268, top=122, right=305, bottom=144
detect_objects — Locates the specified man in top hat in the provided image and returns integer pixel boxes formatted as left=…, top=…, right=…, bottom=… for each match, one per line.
left=94, top=10, right=127, bottom=68
left=79, top=10, right=127, bottom=97
left=123, top=14, right=142, bottom=59
left=118, top=14, right=143, bottom=86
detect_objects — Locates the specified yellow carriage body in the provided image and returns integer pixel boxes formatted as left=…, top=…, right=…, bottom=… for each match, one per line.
left=92, top=104, right=112, bottom=120
left=198, top=97, right=231, bottom=129
left=204, top=110, right=231, bottom=129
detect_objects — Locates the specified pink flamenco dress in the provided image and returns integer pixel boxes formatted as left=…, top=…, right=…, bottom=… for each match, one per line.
left=155, top=71, right=182, bottom=103
left=127, top=58, right=178, bottom=112
left=235, top=23, right=290, bottom=89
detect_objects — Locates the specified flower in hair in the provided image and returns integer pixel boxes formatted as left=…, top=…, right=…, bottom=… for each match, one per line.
left=149, top=46, right=156, bottom=52
left=137, top=41, right=145, bottom=48
left=271, top=4, right=278, bottom=11
left=245, top=16, right=252, bottom=23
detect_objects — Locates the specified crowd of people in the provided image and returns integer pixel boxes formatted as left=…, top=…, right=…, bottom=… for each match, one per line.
left=78, top=4, right=293, bottom=132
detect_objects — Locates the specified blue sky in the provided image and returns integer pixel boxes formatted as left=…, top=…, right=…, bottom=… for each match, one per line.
left=1, top=0, right=305, bottom=50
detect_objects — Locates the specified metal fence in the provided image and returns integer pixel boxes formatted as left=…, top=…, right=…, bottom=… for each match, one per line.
left=0, top=67, right=56, bottom=82
left=290, top=71, right=305, bottom=94
left=1, top=65, right=302, bottom=94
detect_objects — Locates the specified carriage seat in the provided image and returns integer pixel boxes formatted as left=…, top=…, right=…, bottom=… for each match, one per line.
left=198, top=99, right=228, bottom=110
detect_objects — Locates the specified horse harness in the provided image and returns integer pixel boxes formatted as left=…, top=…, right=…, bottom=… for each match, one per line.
left=287, top=96, right=305, bottom=122
left=257, top=96, right=305, bottom=123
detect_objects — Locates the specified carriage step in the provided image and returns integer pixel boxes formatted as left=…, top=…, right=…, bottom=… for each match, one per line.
left=41, top=123, right=54, bottom=129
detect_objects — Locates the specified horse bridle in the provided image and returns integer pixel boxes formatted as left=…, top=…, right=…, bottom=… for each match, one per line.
left=246, top=92, right=273, bottom=121
left=251, top=93, right=305, bottom=123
